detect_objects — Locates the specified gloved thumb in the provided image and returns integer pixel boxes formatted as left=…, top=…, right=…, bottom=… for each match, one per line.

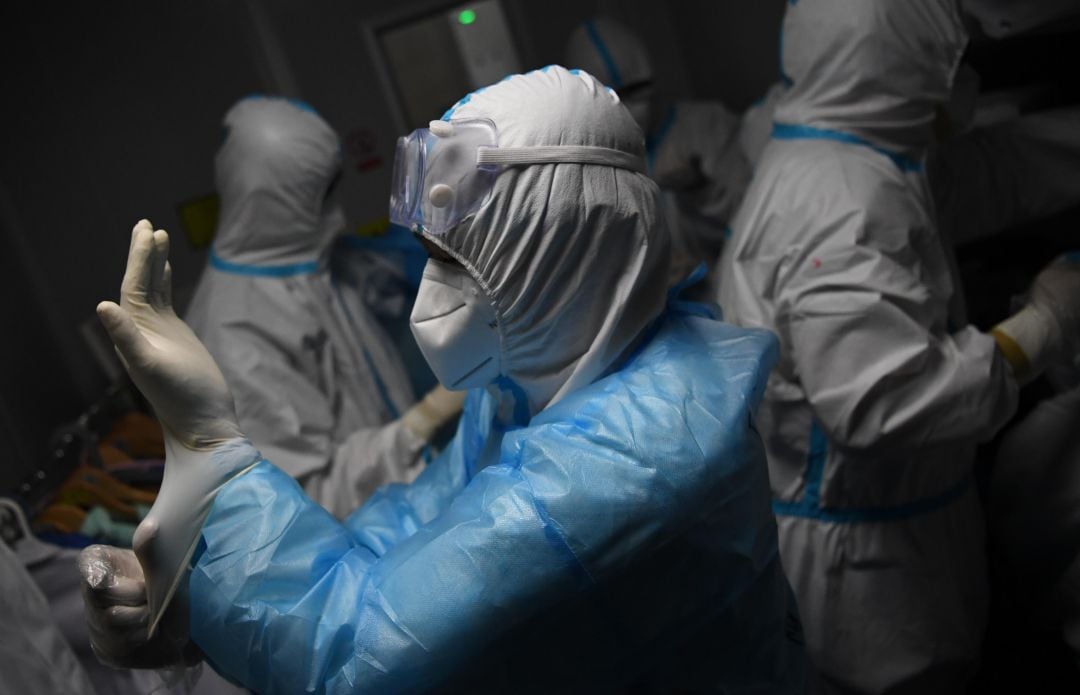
left=97, top=301, right=149, bottom=365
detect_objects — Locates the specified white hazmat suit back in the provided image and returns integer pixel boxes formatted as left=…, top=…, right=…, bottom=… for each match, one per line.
left=718, top=0, right=1020, bottom=691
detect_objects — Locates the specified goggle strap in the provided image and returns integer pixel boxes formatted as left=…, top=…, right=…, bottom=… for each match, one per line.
left=477, top=145, right=645, bottom=174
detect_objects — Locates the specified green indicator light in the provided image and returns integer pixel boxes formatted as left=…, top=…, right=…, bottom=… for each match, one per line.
left=458, top=9, right=476, bottom=25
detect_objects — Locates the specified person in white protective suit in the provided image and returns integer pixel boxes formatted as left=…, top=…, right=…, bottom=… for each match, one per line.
left=716, top=0, right=1080, bottom=692
left=184, top=96, right=463, bottom=519
left=76, top=66, right=815, bottom=692
left=564, top=18, right=781, bottom=292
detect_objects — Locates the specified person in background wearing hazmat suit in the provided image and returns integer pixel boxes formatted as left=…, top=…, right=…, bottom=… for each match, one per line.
left=717, top=0, right=1080, bottom=691
left=184, top=96, right=463, bottom=519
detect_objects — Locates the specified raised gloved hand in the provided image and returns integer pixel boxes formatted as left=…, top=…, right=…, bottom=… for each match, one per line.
left=401, top=384, right=467, bottom=441
left=97, top=220, right=260, bottom=636
left=77, top=544, right=201, bottom=670
left=993, top=254, right=1080, bottom=384
left=98, top=220, right=242, bottom=450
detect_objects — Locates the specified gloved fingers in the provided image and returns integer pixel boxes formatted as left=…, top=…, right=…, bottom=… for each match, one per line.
left=149, top=229, right=170, bottom=309
left=160, top=260, right=174, bottom=308
left=87, top=617, right=150, bottom=657
left=78, top=545, right=148, bottom=608
left=103, top=604, right=150, bottom=631
left=97, top=301, right=152, bottom=368
left=127, top=218, right=152, bottom=257
left=121, top=220, right=156, bottom=305
left=83, top=575, right=147, bottom=609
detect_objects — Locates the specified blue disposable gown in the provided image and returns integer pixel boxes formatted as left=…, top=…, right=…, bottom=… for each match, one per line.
left=187, top=305, right=811, bottom=693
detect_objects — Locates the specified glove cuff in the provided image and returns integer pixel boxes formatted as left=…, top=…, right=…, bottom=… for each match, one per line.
left=993, top=305, right=1060, bottom=385
left=140, top=436, right=262, bottom=637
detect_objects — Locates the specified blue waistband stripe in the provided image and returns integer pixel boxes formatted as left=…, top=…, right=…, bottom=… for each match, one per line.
left=772, top=419, right=968, bottom=523
left=773, top=476, right=971, bottom=524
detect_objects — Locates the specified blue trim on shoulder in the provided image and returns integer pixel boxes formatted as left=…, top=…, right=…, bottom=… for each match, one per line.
left=584, top=20, right=622, bottom=89
left=209, top=250, right=320, bottom=277
left=772, top=123, right=923, bottom=173
left=773, top=420, right=970, bottom=523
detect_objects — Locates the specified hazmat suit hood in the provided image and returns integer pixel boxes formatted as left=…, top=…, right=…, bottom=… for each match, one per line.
left=427, top=66, right=671, bottom=418
left=186, top=96, right=415, bottom=483
left=213, top=96, right=346, bottom=266
left=776, top=0, right=969, bottom=153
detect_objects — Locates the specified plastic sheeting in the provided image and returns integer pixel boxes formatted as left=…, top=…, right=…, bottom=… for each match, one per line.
left=187, top=306, right=812, bottom=693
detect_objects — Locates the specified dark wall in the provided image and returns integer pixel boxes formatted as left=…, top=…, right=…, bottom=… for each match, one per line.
left=671, top=0, right=788, bottom=111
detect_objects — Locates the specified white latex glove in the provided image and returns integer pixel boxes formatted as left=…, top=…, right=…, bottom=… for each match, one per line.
left=97, top=220, right=259, bottom=635
left=993, top=254, right=1080, bottom=384
left=401, top=384, right=467, bottom=441
left=77, top=545, right=201, bottom=669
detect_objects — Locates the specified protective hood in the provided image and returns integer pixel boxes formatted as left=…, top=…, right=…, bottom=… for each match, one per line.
left=563, top=19, right=653, bottom=92
left=429, top=66, right=670, bottom=419
left=776, top=0, right=969, bottom=153
left=213, top=96, right=345, bottom=266
left=186, top=98, right=415, bottom=484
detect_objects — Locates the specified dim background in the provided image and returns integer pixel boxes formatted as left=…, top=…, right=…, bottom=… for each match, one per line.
left=0, top=0, right=788, bottom=488
left=0, top=2, right=1077, bottom=689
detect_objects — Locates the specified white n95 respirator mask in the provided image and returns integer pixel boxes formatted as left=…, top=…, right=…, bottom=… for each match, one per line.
left=410, top=258, right=501, bottom=390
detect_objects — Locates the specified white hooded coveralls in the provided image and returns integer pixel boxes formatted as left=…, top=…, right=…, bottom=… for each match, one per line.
left=184, top=97, right=426, bottom=519
left=718, top=1, right=1020, bottom=691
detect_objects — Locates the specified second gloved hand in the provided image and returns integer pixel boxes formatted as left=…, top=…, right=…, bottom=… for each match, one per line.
left=401, top=385, right=467, bottom=441
left=78, top=544, right=201, bottom=670
left=993, top=254, right=1080, bottom=384
left=97, top=220, right=261, bottom=636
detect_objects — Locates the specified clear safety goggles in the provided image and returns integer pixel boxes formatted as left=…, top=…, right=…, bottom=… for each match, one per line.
left=389, top=118, right=645, bottom=236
